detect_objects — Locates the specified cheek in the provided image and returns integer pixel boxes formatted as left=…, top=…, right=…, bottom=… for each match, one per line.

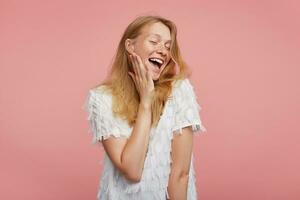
left=135, top=43, right=152, bottom=56
left=142, top=43, right=155, bottom=52
left=165, top=57, right=171, bottom=65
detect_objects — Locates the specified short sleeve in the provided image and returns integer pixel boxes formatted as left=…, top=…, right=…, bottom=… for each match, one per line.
left=83, top=88, right=130, bottom=144
left=171, top=78, right=207, bottom=135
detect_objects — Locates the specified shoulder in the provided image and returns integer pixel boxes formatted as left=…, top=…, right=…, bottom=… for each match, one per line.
left=87, top=85, right=112, bottom=107
left=169, top=78, right=199, bottom=108
left=89, top=84, right=110, bottom=95
left=172, top=78, right=195, bottom=96
left=89, top=85, right=112, bottom=98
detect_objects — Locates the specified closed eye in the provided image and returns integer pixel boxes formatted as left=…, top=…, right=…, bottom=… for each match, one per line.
left=150, top=40, right=170, bottom=50
left=150, top=41, right=158, bottom=44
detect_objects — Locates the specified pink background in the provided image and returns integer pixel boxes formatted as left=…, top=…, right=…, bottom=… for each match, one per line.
left=1, top=0, right=299, bottom=199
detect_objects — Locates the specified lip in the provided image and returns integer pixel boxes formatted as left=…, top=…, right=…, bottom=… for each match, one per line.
left=148, top=57, right=165, bottom=67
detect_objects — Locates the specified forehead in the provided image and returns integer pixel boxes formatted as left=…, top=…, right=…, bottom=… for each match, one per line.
left=140, top=22, right=171, bottom=41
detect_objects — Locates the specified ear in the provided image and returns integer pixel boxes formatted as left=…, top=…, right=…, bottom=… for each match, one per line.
left=125, top=38, right=135, bottom=54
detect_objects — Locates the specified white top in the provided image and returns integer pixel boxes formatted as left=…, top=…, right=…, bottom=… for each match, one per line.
left=84, top=78, right=207, bottom=200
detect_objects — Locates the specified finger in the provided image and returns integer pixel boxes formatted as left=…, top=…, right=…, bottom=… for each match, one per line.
left=132, top=54, right=142, bottom=82
left=144, top=60, right=149, bottom=71
left=134, top=53, right=147, bottom=81
left=128, top=72, right=137, bottom=86
left=132, top=53, right=145, bottom=82
left=146, top=68, right=152, bottom=82
left=128, top=71, right=133, bottom=79
left=142, top=59, right=152, bottom=80
left=130, top=54, right=139, bottom=78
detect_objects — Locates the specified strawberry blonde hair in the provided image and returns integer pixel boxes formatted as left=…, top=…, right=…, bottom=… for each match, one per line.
left=94, top=15, right=191, bottom=127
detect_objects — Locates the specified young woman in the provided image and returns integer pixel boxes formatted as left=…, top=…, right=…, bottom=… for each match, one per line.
left=84, top=15, right=207, bottom=200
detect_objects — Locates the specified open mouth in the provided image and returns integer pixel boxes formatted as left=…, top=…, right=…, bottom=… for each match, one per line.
left=148, top=57, right=164, bottom=69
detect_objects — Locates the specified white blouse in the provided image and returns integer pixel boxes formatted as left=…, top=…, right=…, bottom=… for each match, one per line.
left=84, top=78, right=207, bottom=200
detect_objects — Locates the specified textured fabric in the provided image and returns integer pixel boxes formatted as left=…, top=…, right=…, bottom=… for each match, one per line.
left=83, top=78, right=207, bottom=200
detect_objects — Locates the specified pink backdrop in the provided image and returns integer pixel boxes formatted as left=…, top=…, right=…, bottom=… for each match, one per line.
left=1, top=0, right=299, bottom=199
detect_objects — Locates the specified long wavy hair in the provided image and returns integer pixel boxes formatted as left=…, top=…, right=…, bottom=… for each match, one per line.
left=93, top=15, right=191, bottom=127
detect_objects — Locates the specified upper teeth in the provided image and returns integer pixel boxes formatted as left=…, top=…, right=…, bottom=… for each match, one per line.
left=149, top=58, right=163, bottom=64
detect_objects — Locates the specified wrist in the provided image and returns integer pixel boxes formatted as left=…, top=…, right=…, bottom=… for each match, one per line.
left=139, top=102, right=152, bottom=110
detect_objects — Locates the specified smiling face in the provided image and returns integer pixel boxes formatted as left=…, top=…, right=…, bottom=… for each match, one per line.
left=125, top=22, right=172, bottom=81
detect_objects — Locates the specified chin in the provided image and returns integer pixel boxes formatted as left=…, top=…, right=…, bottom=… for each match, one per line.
left=151, top=72, right=160, bottom=81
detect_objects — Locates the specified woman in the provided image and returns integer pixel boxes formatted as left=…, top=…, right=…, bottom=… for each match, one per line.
left=84, top=15, right=207, bottom=200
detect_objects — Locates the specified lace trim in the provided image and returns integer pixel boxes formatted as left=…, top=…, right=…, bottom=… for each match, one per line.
left=84, top=89, right=130, bottom=144
left=83, top=78, right=203, bottom=199
left=171, top=78, right=207, bottom=135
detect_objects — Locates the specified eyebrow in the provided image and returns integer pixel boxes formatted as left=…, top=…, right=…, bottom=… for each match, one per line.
left=149, top=33, right=172, bottom=43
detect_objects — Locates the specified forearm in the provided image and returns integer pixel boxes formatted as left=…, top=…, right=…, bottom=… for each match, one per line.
left=121, top=103, right=152, bottom=179
left=167, top=173, right=189, bottom=200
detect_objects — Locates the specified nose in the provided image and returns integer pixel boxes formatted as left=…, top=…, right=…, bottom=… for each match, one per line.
left=156, top=44, right=168, bottom=56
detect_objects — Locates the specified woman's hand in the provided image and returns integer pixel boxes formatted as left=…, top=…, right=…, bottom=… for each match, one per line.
left=128, top=52, right=154, bottom=107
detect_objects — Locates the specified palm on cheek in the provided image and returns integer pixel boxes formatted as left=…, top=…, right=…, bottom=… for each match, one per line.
left=128, top=52, right=154, bottom=105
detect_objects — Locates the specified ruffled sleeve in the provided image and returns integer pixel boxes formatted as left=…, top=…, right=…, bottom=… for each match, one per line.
left=171, top=78, right=207, bottom=135
left=83, top=87, right=130, bottom=144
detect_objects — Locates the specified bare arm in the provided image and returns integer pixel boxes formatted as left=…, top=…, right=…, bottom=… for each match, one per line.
left=102, top=52, right=154, bottom=182
left=102, top=102, right=151, bottom=182
left=167, top=127, right=194, bottom=200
